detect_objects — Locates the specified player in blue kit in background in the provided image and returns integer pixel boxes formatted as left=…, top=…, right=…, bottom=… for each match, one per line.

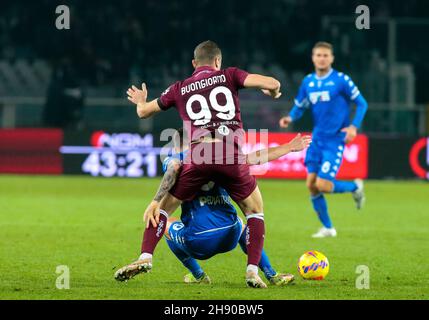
left=117, top=128, right=311, bottom=285
left=279, top=42, right=368, bottom=238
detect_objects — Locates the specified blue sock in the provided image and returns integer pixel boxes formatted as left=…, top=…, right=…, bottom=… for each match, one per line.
left=332, top=180, right=358, bottom=193
left=311, top=193, right=333, bottom=228
left=239, top=227, right=277, bottom=279
left=165, top=238, right=204, bottom=279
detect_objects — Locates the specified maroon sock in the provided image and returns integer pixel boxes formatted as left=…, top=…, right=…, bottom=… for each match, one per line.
left=246, top=214, right=265, bottom=266
left=141, top=211, right=168, bottom=254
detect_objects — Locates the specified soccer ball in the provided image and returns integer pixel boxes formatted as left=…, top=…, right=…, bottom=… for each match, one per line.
left=298, top=250, right=329, bottom=280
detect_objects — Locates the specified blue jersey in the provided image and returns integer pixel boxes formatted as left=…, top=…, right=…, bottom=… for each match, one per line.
left=290, top=69, right=367, bottom=140
left=162, top=151, right=238, bottom=239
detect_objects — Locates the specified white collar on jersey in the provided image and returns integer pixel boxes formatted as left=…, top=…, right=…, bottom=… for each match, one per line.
left=314, top=68, right=334, bottom=80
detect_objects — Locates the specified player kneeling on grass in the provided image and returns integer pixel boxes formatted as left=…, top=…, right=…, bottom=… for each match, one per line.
left=115, top=129, right=311, bottom=287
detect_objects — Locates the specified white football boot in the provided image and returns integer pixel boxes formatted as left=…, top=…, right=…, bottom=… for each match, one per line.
left=114, top=258, right=152, bottom=282
left=311, top=227, right=337, bottom=238
left=352, top=179, right=365, bottom=210
left=245, top=271, right=268, bottom=289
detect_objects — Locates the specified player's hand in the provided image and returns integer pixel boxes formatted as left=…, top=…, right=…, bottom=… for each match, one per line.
left=341, top=125, right=357, bottom=144
left=279, top=116, right=292, bottom=128
left=261, top=89, right=282, bottom=99
left=127, top=83, right=148, bottom=105
left=288, top=133, right=312, bottom=152
left=143, top=200, right=160, bottom=229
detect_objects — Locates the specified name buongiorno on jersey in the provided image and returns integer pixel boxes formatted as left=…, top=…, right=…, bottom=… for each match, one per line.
left=181, top=74, right=227, bottom=95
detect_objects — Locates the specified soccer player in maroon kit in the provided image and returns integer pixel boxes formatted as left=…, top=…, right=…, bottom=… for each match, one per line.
left=117, top=41, right=281, bottom=288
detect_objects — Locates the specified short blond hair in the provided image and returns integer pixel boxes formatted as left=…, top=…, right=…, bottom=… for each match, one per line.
left=312, top=42, right=334, bottom=54
left=194, top=40, right=222, bottom=64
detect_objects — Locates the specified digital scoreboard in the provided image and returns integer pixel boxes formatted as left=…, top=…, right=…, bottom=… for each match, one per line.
left=5, top=128, right=415, bottom=181
left=60, top=131, right=162, bottom=178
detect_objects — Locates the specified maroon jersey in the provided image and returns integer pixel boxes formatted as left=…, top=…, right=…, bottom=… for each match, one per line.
left=158, top=66, right=257, bottom=202
left=157, top=66, right=249, bottom=142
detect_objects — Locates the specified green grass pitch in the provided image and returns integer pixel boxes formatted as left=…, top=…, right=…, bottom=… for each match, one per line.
left=0, top=175, right=428, bottom=300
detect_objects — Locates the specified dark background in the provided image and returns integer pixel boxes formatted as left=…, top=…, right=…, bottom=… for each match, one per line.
left=1, top=0, right=428, bottom=99
left=0, top=0, right=428, bottom=134
left=0, top=0, right=428, bottom=179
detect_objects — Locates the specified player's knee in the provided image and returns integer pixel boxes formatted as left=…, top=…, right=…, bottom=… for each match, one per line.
left=306, top=179, right=315, bottom=190
left=237, top=195, right=263, bottom=214
left=241, top=205, right=263, bottom=215
left=306, top=180, right=319, bottom=194
left=315, top=178, right=332, bottom=193
left=246, top=201, right=263, bottom=214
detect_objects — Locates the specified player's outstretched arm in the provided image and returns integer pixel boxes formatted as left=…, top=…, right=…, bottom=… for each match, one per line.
left=243, top=74, right=282, bottom=99
left=126, top=83, right=162, bottom=119
left=246, top=133, right=312, bottom=165
left=143, top=159, right=182, bottom=228
left=280, top=79, right=309, bottom=128
left=280, top=103, right=308, bottom=128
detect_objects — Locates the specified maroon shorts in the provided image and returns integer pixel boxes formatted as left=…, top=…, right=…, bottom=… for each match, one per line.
left=169, top=162, right=257, bottom=202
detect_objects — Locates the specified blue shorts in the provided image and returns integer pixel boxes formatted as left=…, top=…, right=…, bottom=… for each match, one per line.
left=305, top=137, right=345, bottom=181
left=166, top=219, right=243, bottom=260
